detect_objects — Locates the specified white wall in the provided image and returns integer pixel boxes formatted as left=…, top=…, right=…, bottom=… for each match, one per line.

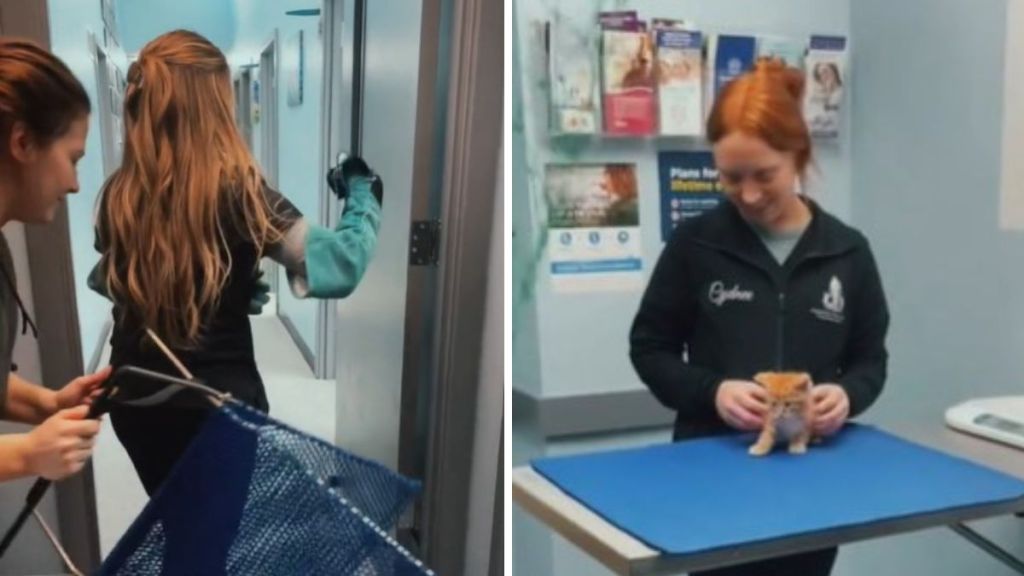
left=118, top=0, right=236, bottom=54
left=842, top=0, right=1024, bottom=574
left=999, top=0, right=1024, bottom=230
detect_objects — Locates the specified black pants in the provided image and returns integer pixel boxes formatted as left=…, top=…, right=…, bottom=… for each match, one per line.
left=109, top=361, right=269, bottom=495
left=692, top=547, right=838, bottom=576
left=110, top=404, right=215, bottom=496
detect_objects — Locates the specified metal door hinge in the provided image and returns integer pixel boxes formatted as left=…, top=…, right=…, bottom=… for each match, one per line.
left=410, top=220, right=441, bottom=266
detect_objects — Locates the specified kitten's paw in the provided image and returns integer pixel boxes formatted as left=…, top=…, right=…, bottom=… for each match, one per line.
left=749, top=443, right=771, bottom=456
left=789, top=443, right=808, bottom=455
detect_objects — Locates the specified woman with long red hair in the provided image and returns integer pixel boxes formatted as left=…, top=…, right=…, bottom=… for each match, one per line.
left=91, top=30, right=383, bottom=496
left=630, top=58, right=890, bottom=575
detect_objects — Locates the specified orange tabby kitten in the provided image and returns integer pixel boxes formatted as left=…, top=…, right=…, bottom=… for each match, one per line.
left=748, top=371, right=814, bottom=456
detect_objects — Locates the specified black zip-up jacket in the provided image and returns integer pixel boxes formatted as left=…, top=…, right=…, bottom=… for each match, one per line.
left=630, top=200, right=889, bottom=441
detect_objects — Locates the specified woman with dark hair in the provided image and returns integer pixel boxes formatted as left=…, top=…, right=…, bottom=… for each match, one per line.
left=0, top=38, right=110, bottom=482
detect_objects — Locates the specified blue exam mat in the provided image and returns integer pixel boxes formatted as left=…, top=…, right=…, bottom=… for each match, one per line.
left=531, top=424, right=1024, bottom=555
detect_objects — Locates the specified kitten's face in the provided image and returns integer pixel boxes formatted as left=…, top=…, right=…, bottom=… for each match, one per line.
left=754, top=372, right=812, bottom=404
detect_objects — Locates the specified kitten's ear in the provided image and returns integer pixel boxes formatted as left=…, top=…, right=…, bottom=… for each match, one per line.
left=753, top=372, right=771, bottom=386
left=798, top=374, right=813, bottom=391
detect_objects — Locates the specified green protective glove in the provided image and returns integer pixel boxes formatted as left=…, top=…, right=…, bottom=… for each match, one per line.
left=248, top=269, right=272, bottom=315
left=303, top=176, right=381, bottom=298
left=326, top=154, right=383, bottom=206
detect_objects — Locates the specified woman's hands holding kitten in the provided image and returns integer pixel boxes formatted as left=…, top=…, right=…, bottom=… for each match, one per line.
left=715, top=380, right=768, bottom=431
left=811, top=384, right=849, bottom=436
left=716, top=379, right=850, bottom=436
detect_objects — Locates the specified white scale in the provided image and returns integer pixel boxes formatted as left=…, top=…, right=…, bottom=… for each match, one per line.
left=946, top=396, right=1024, bottom=451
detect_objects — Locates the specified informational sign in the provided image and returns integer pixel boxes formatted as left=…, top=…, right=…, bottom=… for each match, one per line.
left=545, top=164, right=643, bottom=292
left=658, top=151, right=725, bottom=242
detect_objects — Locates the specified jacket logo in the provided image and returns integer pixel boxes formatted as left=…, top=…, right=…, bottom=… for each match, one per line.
left=822, top=276, right=845, bottom=314
left=708, top=281, right=754, bottom=307
left=812, top=276, right=845, bottom=323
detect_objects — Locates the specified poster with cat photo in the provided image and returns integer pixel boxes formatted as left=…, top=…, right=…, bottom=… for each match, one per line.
left=545, top=164, right=643, bottom=292
left=602, top=27, right=656, bottom=135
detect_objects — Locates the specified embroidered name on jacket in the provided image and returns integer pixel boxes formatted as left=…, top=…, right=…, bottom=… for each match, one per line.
left=811, top=276, right=846, bottom=323
left=708, top=281, right=754, bottom=306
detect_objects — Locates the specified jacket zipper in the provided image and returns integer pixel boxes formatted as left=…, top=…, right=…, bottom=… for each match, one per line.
left=777, top=291, right=786, bottom=369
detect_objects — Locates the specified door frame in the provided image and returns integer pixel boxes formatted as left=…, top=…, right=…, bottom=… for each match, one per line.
left=258, top=32, right=280, bottom=190
left=419, top=0, right=503, bottom=572
left=87, top=32, right=119, bottom=177
left=316, top=0, right=352, bottom=379
left=236, top=66, right=255, bottom=152
left=318, top=0, right=373, bottom=382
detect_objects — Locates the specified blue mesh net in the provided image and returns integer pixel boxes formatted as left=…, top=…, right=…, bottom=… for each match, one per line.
left=96, top=402, right=433, bottom=575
